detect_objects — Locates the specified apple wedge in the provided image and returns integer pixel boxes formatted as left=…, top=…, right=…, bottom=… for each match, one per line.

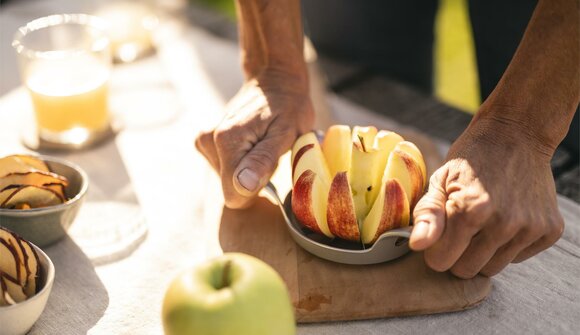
left=321, top=125, right=352, bottom=177
left=292, top=170, right=334, bottom=237
left=361, top=179, right=410, bottom=244
left=0, top=273, right=27, bottom=304
left=0, top=228, right=39, bottom=296
left=1, top=185, right=64, bottom=209
left=0, top=171, right=68, bottom=194
left=383, top=148, right=425, bottom=209
left=394, top=141, right=427, bottom=189
left=327, top=172, right=360, bottom=241
left=0, top=155, right=49, bottom=178
left=291, top=132, right=334, bottom=238
left=0, top=239, right=21, bottom=284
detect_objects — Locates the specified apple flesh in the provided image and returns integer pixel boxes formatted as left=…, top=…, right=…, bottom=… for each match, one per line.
left=0, top=154, right=69, bottom=209
left=0, top=227, right=40, bottom=306
left=162, top=253, right=295, bottom=335
left=291, top=126, right=427, bottom=245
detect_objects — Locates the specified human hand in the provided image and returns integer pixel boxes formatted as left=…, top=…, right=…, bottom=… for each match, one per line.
left=195, top=72, right=314, bottom=209
left=409, top=116, right=564, bottom=278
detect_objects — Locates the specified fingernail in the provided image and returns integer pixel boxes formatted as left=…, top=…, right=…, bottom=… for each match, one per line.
left=237, top=168, right=260, bottom=192
left=413, top=221, right=429, bottom=240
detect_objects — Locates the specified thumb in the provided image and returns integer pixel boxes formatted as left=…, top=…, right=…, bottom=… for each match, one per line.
left=409, top=168, right=448, bottom=251
left=233, top=130, right=293, bottom=198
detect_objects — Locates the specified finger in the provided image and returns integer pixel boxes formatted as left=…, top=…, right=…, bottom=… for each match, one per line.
left=450, top=221, right=518, bottom=279
left=512, top=216, right=564, bottom=263
left=479, top=231, right=536, bottom=277
left=233, top=124, right=295, bottom=197
left=195, top=129, right=220, bottom=171
left=213, top=122, right=257, bottom=209
left=410, top=169, right=448, bottom=251
left=424, top=185, right=493, bottom=272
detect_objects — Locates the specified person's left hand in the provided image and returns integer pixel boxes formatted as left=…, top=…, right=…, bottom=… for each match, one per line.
left=409, top=116, right=564, bottom=278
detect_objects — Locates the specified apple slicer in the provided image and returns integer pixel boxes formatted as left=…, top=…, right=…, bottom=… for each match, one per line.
left=264, top=182, right=412, bottom=265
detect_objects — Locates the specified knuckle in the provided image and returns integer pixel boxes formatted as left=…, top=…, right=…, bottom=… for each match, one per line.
left=246, top=147, right=278, bottom=173
left=450, top=264, right=478, bottom=279
left=424, top=250, right=451, bottom=273
left=546, top=216, right=565, bottom=243
left=480, top=263, right=504, bottom=277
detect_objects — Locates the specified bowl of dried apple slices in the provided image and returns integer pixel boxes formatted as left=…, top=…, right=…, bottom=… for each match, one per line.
left=0, top=154, right=88, bottom=246
left=0, top=226, right=55, bottom=335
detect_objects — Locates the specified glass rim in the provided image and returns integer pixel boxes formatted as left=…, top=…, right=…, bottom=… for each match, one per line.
left=12, top=13, right=110, bottom=60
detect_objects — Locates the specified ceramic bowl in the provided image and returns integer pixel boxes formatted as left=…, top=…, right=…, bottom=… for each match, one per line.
left=0, top=156, right=88, bottom=247
left=0, top=243, right=55, bottom=335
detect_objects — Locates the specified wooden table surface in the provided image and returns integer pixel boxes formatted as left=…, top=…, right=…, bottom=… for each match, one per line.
left=0, top=1, right=579, bottom=334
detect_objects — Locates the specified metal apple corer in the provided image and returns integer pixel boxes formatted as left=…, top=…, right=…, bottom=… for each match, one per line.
left=264, top=182, right=412, bottom=265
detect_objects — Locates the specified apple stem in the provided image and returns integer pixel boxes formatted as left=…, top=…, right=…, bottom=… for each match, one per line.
left=221, top=260, right=232, bottom=289
left=358, top=135, right=367, bottom=152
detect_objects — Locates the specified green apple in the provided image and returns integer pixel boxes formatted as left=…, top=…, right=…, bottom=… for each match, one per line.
left=162, top=253, right=295, bottom=335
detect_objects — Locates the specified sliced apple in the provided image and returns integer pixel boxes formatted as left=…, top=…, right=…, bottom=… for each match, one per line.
left=0, top=171, right=68, bottom=193
left=0, top=229, right=27, bottom=288
left=0, top=187, right=18, bottom=205
left=0, top=228, right=39, bottom=295
left=0, top=155, right=49, bottom=178
left=321, top=125, right=352, bottom=177
left=394, top=141, right=427, bottom=188
left=14, top=155, right=49, bottom=172
left=361, top=178, right=410, bottom=244
left=0, top=274, right=27, bottom=304
left=1, top=185, right=64, bottom=209
left=383, top=149, right=425, bottom=209
left=0, top=239, right=21, bottom=284
left=292, top=170, right=333, bottom=238
left=350, top=127, right=383, bottom=222
left=327, top=172, right=360, bottom=241
left=291, top=132, right=332, bottom=186
left=367, top=130, right=405, bottom=207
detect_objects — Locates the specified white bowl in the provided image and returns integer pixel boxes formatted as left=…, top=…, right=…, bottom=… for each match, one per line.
left=0, top=243, right=55, bottom=335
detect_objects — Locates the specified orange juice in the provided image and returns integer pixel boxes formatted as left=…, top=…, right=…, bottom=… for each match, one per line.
left=26, top=56, right=110, bottom=133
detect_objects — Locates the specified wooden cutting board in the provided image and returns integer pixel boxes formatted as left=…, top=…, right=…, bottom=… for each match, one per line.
left=219, top=198, right=491, bottom=323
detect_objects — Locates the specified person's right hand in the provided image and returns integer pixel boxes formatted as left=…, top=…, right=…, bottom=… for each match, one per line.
left=195, top=71, right=314, bottom=209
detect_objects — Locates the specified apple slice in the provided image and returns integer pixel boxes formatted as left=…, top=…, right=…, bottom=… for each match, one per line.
left=350, top=127, right=382, bottom=222
left=367, top=130, right=405, bottom=207
left=0, top=273, right=27, bottom=304
left=394, top=141, right=427, bottom=189
left=0, top=187, right=19, bottom=205
left=321, top=125, right=352, bottom=177
left=0, top=155, right=49, bottom=178
left=1, top=185, right=64, bottom=209
left=361, top=178, right=410, bottom=244
left=14, top=155, right=50, bottom=172
left=327, top=172, right=360, bottom=241
left=383, top=149, right=425, bottom=209
left=0, top=228, right=39, bottom=296
left=292, top=170, right=334, bottom=238
left=0, top=171, right=68, bottom=194
left=0, top=228, right=28, bottom=288
left=0, top=239, right=21, bottom=284
left=291, top=132, right=332, bottom=186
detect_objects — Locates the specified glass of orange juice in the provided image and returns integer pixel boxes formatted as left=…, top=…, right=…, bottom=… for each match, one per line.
left=13, top=14, right=113, bottom=149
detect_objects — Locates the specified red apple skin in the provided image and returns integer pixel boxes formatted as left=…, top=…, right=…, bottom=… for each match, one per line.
left=291, top=144, right=314, bottom=177
left=292, top=170, right=324, bottom=235
left=327, top=172, right=360, bottom=241
left=366, top=179, right=410, bottom=244
left=397, top=150, right=425, bottom=209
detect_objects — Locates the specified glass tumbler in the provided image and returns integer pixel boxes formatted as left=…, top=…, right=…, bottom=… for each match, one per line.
left=13, top=14, right=113, bottom=149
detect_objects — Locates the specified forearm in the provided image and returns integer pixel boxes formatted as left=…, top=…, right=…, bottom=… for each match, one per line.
left=474, top=0, right=579, bottom=154
left=235, top=0, right=307, bottom=85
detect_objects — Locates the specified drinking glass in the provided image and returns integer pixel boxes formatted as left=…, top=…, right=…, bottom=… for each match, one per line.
left=13, top=14, right=114, bottom=149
